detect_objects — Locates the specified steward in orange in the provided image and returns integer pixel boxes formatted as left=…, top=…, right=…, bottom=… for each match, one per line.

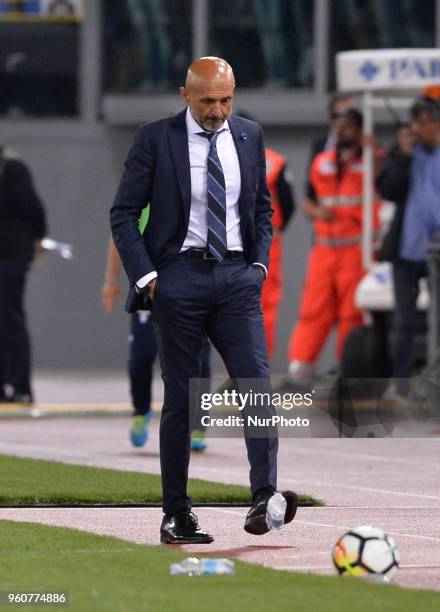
left=263, top=147, right=296, bottom=356
left=288, top=109, right=382, bottom=381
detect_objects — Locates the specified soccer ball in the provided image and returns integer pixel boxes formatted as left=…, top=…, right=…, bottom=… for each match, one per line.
left=332, top=525, right=399, bottom=581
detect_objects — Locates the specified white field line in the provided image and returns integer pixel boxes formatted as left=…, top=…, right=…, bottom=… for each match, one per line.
left=2, top=432, right=440, bottom=475
left=292, top=519, right=440, bottom=543
left=283, top=482, right=440, bottom=502
left=0, top=434, right=437, bottom=474
left=319, top=506, right=440, bottom=510
left=195, top=466, right=440, bottom=501
left=279, top=445, right=440, bottom=469
left=209, top=509, right=440, bottom=543
left=399, top=564, right=440, bottom=569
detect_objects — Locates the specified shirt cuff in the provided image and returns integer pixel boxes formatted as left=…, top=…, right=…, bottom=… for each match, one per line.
left=252, top=262, right=267, bottom=279
left=135, top=271, right=158, bottom=294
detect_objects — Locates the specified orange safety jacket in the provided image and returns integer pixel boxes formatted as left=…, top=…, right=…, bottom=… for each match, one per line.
left=310, top=148, right=382, bottom=247
left=265, top=147, right=287, bottom=232
left=263, top=148, right=288, bottom=357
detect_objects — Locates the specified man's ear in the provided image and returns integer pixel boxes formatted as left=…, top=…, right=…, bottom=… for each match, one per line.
left=180, top=87, right=187, bottom=104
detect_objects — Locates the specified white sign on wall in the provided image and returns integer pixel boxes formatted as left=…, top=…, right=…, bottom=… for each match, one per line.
left=337, top=49, right=440, bottom=92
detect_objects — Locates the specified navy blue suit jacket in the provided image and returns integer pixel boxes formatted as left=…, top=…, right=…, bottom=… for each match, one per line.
left=110, top=109, right=273, bottom=313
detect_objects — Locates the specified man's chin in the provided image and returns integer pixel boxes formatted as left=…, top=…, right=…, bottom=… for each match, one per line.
left=203, top=121, right=225, bottom=132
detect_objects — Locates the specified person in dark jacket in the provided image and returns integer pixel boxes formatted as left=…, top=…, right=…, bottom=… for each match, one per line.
left=377, top=97, right=440, bottom=400
left=0, top=146, right=47, bottom=403
left=376, top=125, right=413, bottom=263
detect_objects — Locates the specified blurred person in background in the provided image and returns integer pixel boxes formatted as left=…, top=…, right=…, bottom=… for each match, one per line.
left=285, top=109, right=383, bottom=387
left=252, top=1, right=313, bottom=87
left=376, top=124, right=413, bottom=265
left=281, top=93, right=356, bottom=382
left=102, top=234, right=156, bottom=448
left=263, top=144, right=296, bottom=356
left=0, top=145, right=47, bottom=404
left=102, top=233, right=212, bottom=451
left=252, top=0, right=287, bottom=88
left=377, top=95, right=440, bottom=402
left=303, top=93, right=357, bottom=210
left=103, top=0, right=145, bottom=92
left=127, top=0, right=172, bottom=90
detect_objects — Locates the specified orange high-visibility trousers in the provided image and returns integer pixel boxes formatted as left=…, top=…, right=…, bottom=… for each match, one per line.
left=289, top=244, right=364, bottom=364
left=262, top=234, right=283, bottom=357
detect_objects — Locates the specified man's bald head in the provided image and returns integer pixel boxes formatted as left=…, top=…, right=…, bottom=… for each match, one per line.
left=181, top=57, right=235, bottom=132
left=185, top=57, right=235, bottom=90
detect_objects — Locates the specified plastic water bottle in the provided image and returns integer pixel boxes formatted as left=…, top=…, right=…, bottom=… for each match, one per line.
left=266, top=492, right=287, bottom=530
left=170, top=558, right=201, bottom=576
left=170, top=557, right=235, bottom=576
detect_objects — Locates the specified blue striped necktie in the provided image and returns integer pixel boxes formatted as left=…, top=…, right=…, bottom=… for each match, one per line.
left=198, top=130, right=228, bottom=261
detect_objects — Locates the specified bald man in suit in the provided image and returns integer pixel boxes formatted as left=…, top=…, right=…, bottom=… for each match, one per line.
left=111, top=57, right=297, bottom=543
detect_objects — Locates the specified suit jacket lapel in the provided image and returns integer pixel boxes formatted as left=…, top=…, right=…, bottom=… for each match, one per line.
left=169, top=109, right=191, bottom=225
left=229, top=117, right=251, bottom=216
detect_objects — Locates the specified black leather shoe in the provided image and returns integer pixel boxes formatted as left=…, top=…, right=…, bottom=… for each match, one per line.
left=160, top=511, right=214, bottom=544
left=244, top=490, right=298, bottom=535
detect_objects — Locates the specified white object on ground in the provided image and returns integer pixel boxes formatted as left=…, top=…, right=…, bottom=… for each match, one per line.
left=266, top=492, right=287, bottom=530
left=170, top=557, right=235, bottom=576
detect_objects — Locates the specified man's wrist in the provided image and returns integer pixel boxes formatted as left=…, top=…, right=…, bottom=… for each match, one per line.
left=252, top=262, right=267, bottom=279
left=135, top=271, right=158, bottom=294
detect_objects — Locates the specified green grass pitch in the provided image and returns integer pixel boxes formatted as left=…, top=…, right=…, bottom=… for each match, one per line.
left=0, top=455, right=320, bottom=506
left=1, top=521, right=438, bottom=612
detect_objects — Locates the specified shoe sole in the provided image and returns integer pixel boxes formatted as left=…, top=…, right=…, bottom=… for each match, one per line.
left=244, top=491, right=298, bottom=535
left=282, top=490, right=298, bottom=524
left=244, top=512, right=270, bottom=535
left=160, top=535, right=214, bottom=544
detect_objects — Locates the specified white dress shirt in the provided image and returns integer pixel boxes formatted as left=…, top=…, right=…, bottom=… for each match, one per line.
left=182, top=108, right=243, bottom=251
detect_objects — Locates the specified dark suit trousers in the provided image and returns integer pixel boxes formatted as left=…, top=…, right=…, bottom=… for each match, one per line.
left=0, top=257, right=32, bottom=396
left=391, top=258, right=427, bottom=391
left=152, top=252, right=278, bottom=516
